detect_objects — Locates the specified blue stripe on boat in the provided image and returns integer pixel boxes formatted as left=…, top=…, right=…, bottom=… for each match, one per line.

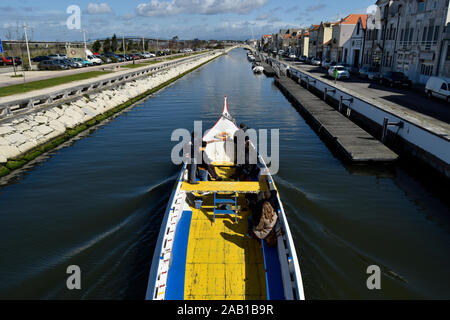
left=262, top=239, right=285, bottom=300
left=165, top=210, right=192, bottom=300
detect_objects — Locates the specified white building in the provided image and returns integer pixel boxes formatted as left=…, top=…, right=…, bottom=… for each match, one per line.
left=342, top=15, right=368, bottom=67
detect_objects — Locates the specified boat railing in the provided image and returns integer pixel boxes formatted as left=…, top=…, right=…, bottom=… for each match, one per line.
left=258, top=154, right=305, bottom=300
left=145, top=165, right=187, bottom=300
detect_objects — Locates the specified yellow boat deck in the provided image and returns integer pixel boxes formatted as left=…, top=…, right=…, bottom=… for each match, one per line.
left=183, top=166, right=267, bottom=300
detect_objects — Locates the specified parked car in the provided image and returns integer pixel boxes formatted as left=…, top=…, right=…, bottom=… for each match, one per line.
left=0, top=56, right=13, bottom=66
left=299, top=55, right=308, bottom=62
left=31, top=55, right=50, bottom=63
left=7, top=57, right=22, bottom=66
left=340, top=63, right=359, bottom=75
left=123, top=54, right=133, bottom=61
left=321, top=59, right=332, bottom=68
left=48, top=54, right=67, bottom=60
left=359, top=66, right=380, bottom=80
left=288, top=53, right=297, bottom=59
left=328, top=65, right=350, bottom=80
left=104, top=53, right=124, bottom=62
left=72, top=57, right=94, bottom=67
left=379, top=71, right=412, bottom=88
left=98, top=55, right=112, bottom=63
left=311, top=57, right=321, bottom=66
left=86, top=54, right=103, bottom=65
left=61, top=58, right=79, bottom=68
left=38, top=60, right=69, bottom=70
left=425, top=76, right=450, bottom=102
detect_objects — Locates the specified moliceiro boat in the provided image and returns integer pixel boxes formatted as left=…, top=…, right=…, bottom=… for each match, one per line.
left=145, top=97, right=305, bottom=300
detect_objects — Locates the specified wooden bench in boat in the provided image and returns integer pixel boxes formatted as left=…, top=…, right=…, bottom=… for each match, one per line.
left=180, top=181, right=269, bottom=193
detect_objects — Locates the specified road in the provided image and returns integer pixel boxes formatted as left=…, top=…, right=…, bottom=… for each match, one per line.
left=284, top=59, right=450, bottom=124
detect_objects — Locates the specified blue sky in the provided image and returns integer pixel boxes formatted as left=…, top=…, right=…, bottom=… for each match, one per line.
left=0, top=0, right=375, bottom=41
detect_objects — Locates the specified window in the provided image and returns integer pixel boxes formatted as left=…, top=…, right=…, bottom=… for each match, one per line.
left=422, top=27, right=428, bottom=42
left=418, top=0, right=425, bottom=12
left=428, top=21, right=435, bottom=41
left=400, top=29, right=404, bottom=41
left=409, top=28, right=414, bottom=42
left=434, top=26, right=440, bottom=41
left=441, top=83, right=448, bottom=91
left=446, top=45, right=450, bottom=60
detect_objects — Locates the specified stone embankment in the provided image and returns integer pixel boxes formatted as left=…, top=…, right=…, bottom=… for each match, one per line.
left=0, top=50, right=228, bottom=170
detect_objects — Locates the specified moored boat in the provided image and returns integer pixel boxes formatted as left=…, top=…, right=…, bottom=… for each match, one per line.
left=145, top=97, right=305, bottom=300
left=253, top=66, right=264, bottom=74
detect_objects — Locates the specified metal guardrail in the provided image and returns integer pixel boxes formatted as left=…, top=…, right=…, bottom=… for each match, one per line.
left=0, top=51, right=217, bottom=120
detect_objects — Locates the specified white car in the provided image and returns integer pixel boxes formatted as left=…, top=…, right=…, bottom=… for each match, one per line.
left=86, top=54, right=103, bottom=65
left=311, top=58, right=321, bottom=65
left=288, top=54, right=296, bottom=59
left=425, top=76, right=450, bottom=102
left=328, top=65, right=350, bottom=80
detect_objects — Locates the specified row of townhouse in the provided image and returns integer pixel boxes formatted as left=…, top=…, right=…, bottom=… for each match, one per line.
left=364, top=0, right=450, bottom=84
left=260, top=0, right=450, bottom=85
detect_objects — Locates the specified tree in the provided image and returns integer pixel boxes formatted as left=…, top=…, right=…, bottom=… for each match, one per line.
left=111, top=34, right=118, bottom=52
left=92, top=40, right=101, bottom=53
left=127, top=40, right=134, bottom=52
left=103, top=38, right=111, bottom=53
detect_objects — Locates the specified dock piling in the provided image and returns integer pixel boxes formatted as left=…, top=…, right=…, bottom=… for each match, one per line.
left=381, top=118, right=404, bottom=144
left=339, top=96, right=354, bottom=113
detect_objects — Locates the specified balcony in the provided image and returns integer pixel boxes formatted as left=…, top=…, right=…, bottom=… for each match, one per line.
left=398, top=40, right=437, bottom=50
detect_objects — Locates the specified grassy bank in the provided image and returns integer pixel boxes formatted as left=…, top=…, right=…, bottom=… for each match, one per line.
left=0, top=52, right=223, bottom=178
left=0, top=71, right=112, bottom=98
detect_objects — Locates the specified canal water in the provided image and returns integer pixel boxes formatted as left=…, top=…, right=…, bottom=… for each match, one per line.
left=0, top=48, right=449, bottom=299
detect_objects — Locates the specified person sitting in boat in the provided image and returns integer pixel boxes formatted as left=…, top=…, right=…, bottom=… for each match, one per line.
left=247, top=201, right=278, bottom=240
left=198, top=141, right=222, bottom=181
left=249, top=190, right=279, bottom=224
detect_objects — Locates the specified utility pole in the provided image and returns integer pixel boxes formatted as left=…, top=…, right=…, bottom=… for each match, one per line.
left=142, top=37, right=145, bottom=52
left=23, top=24, right=32, bottom=70
left=82, top=29, right=87, bottom=58
left=122, top=35, right=126, bottom=54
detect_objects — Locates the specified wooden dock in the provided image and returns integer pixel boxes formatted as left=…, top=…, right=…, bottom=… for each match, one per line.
left=275, top=76, right=398, bottom=162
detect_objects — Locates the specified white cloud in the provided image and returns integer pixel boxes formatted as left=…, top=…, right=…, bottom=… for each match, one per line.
left=136, top=0, right=268, bottom=17
left=86, top=3, right=113, bottom=15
